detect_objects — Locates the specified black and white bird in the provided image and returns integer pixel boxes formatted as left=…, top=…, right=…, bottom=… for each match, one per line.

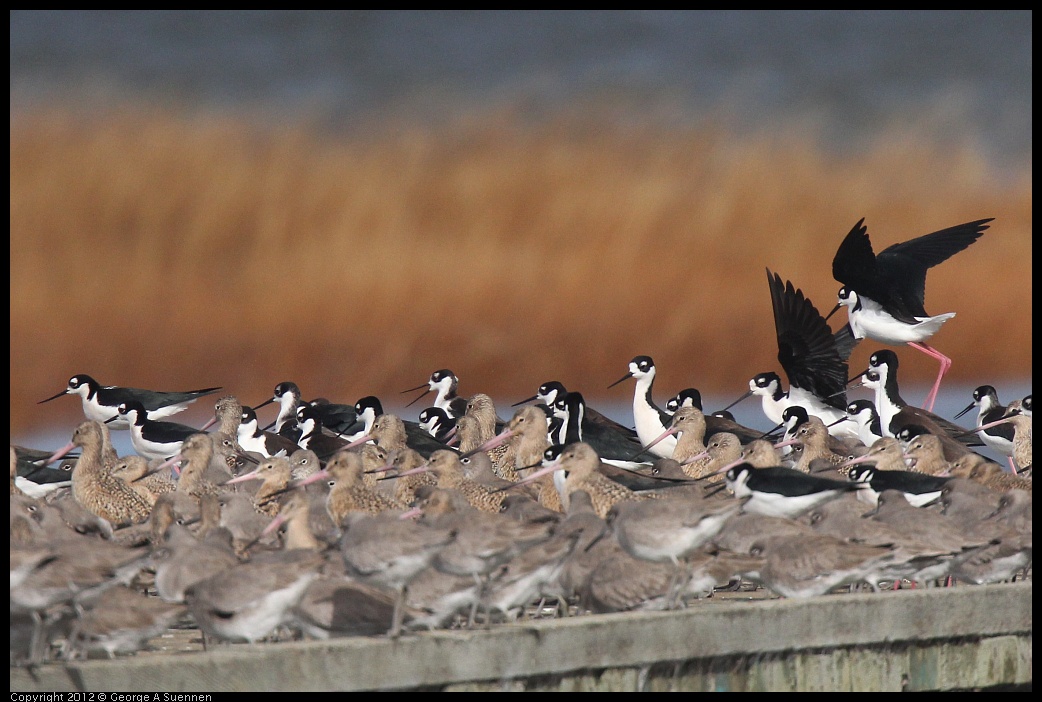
left=401, top=369, right=468, bottom=417
left=843, top=399, right=886, bottom=448
left=253, top=381, right=305, bottom=433
left=826, top=216, right=993, bottom=412
left=846, top=465, right=951, bottom=508
left=106, top=400, right=203, bottom=461
left=38, top=373, right=220, bottom=430
left=862, top=349, right=982, bottom=450
left=550, top=391, right=648, bottom=472
left=954, top=385, right=1016, bottom=463
left=517, top=380, right=637, bottom=441
left=715, top=462, right=866, bottom=519
left=237, top=406, right=299, bottom=459
left=608, top=355, right=675, bottom=459
left=723, top=270, right=858, bottom=440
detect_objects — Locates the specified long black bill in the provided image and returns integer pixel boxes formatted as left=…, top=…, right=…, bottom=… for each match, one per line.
left=37, top=389, right=69, bottom=404
left=720, top=389, right=753, bottom=413
left=824, top=302, right=841, bottom=322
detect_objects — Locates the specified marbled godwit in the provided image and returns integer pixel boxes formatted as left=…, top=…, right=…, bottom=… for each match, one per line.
left=471, top=404, right=550, bottom=484
left=224, top=456, right=295, bottom=517
left=200, top=394, right=242, bottom=434
left=839, top=436, right=908, bottom=475
left=49, top=421, right=152, bottom=527
left=666, top=388, right=766, bottom=444
left=110, top=454, right=175, bottom=506
left=947, top=457, right=1032, bottom=493
left=512, top=442, right=650, bottom=518
left=302, top=450, right=406, bottom=524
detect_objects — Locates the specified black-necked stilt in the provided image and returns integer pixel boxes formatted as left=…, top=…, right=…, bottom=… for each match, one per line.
left=295, top=404, right=355, bottom=462
left=38, top=374, right=221, bottom=430
left=827, top=216, right=993, bottom=412
left=402, top=369, right=468, bottom=417
left=954, top=385, right=1017, bottom=463
left=552, top=391, right=645, bottom=466
left=107, top=400, right=203, bottom=462
left=351, top=395, right=384, bottom=439
left=608, top=355, right=675, bottom=459
left=844, top=399, right=886, bottom=447
left=724, top=271, right=859, bottom=441
left=513, top=380, right=567, bottom=408
left=862, top=349, right=982, bottom=449
left=516, top=380, right=637, bottom=440
left=846, top=466, right=950, bottom=508
left=417, top=406, right=458, bottom=444
left=304, top=398, right=363, bottom=437
left=718, top=463, right=866, bottom=519
left=253, top=381, right=304, bottom=433
left=238, top=406, right=300, bottom=459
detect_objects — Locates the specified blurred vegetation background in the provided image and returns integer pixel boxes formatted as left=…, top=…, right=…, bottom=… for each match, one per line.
left=10, top=103, right=1031, bottom=437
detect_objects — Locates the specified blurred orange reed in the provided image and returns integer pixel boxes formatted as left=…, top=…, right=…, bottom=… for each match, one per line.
left=10, top=105, right=1031, bottom=437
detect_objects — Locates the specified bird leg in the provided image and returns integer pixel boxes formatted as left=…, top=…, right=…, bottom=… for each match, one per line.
left=907, top=342, right=951, bottom=412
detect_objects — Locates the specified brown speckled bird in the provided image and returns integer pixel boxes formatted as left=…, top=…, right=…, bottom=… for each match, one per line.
left=62, top=421, right=152, bottom=527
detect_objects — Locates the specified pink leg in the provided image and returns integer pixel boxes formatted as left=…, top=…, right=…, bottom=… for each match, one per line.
left=1008, top=456, right=1019, bottom=475
left=908, top=342, right=951, bottom=412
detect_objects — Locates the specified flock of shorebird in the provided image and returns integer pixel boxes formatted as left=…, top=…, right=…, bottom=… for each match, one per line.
left=11, top=216, right=1031, bottom=664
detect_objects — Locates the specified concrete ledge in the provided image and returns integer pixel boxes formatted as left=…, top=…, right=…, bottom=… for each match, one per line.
left=11, top=580, right=1031, bottom=692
